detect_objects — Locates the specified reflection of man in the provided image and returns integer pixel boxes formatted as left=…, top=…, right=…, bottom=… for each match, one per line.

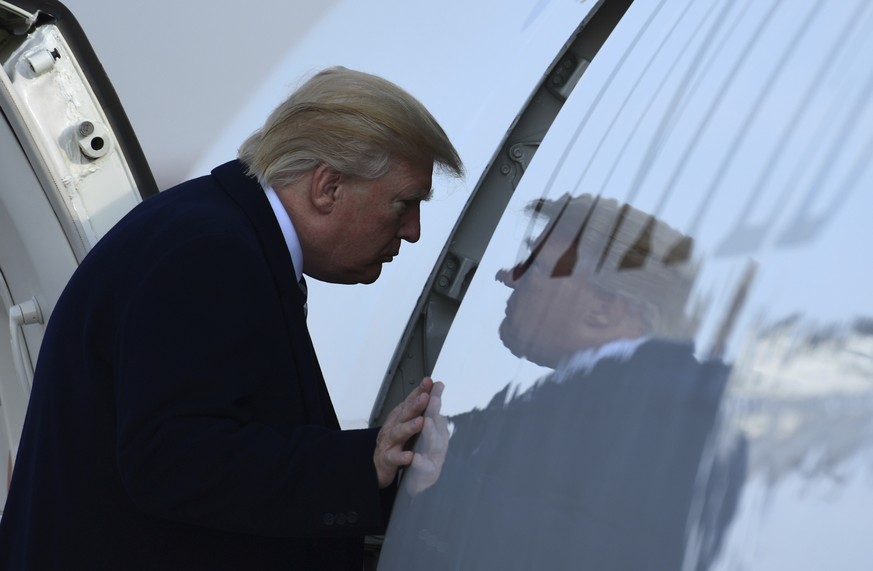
left=0, top=67, right=463, bottom=570
left=380, top=195, right=744, bottom=570
left=497, top=194, right=697, bottom=368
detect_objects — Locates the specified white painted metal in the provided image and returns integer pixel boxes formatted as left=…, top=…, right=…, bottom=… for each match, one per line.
left=1, top=7, right=145, bottom=507
left=2, top=23, right=141, bottom=255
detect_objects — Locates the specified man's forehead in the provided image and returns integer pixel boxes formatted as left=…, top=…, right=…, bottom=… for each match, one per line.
left=391, top=163, right=433, bottom=198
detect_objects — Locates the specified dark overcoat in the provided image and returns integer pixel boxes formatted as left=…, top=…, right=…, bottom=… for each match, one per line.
left=381, top=340, right=746, bottom=570
left=0, top=160, right=392, bottom=570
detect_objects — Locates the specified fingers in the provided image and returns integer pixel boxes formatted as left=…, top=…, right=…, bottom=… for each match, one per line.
left=407, top=377, right=434, bottom=410
left=425, top=382, right=444, bottom=415
left=390, top=414, right=425, bottom=448
left=403, top=406, right=450, bottom=495
left=406, top=376, right=434, bottom=402
left=374, top=414, right=426, bottom=488
left=431, top=410, right=450, bottom=442
left=374, top=377, right=441, bottom=488
left=381, top=447, right=414, bottom=468
left=419, top=415, right=448, bottom=451
left=385, top=377, right=434, bottom=427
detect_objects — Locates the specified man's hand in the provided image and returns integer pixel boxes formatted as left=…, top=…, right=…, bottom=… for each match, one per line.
left=374, top=377, right=434, bottom=488
left=403, top=381, right=449, bottom=495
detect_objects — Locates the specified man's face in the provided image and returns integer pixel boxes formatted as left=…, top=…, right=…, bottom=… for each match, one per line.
left=497, top=259, right=603, bottom=368
left=496, top=235, right=638, bottom=368
left=318, top=160, right=433, bottom=284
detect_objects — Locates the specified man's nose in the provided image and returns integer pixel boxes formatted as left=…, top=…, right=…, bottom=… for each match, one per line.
left=495, top=267, right=517, bottom=288
left=398, top=208, right=421, bottom=243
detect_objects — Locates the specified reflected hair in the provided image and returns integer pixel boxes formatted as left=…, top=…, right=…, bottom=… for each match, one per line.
left=523, top=194, right=700, bottom=340
left=238, top=66, right=464, bottom=188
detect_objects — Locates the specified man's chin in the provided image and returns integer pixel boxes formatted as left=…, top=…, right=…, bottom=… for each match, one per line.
left=498, top=318, right=526, bottom=359
left=499, top=318, right=558, bottom=368
left=357, top=264, right=383, bottom=285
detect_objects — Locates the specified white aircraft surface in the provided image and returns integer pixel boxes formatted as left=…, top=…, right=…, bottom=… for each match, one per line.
left=2, top=0, right=872, bottom=568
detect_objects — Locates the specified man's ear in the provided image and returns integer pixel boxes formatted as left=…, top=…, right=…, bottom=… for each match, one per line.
left=586, top=293, right=647, bottom=339
left=309, top=164, right=342, bottom=214
left=585, top=292, right=628, bottom=327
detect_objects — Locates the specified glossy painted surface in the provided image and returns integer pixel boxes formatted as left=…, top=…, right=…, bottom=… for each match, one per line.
left=381, top=0, right=873, bottom=568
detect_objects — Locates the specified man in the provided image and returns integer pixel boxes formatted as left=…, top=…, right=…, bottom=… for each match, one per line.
left=0, top=66, right=463, bottom=569
left=380, top=194, right=745, bottom=570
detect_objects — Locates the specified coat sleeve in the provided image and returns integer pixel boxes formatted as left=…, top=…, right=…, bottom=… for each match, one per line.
left=112, top=231, right=390, bottom=537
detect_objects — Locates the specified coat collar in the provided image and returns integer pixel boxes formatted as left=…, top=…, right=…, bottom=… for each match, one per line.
left=210, top=160, right=303, bottom=304
left=209, top=160, right=339, bottom=428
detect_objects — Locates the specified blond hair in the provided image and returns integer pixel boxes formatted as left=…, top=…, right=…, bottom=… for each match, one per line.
left=238, top=66, right=463, bottom=188
left=525, top=194, right=699, bottom=340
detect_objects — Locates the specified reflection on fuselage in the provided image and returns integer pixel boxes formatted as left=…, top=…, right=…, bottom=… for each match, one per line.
left=381, top=195, right=747, bottom=570
left=379, top=0, right=873, bottom=565
left=729, top=317, right=873, bottom=480
left=706, top=317, right=873, bottom=570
